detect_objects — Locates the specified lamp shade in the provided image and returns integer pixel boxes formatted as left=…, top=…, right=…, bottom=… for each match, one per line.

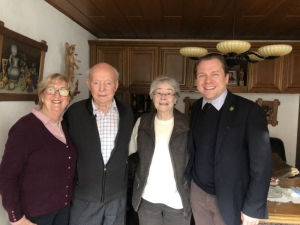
left=216, top=40, right=251, bottom=54
left=258, top=44, right=292, bottom=57
left=179, top=47, right=208, bottom=58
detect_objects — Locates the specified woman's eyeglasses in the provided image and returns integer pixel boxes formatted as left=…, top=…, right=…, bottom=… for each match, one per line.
left=154, top=91, right=175, bottom=98
left=44, top=87, right=70, bottom=97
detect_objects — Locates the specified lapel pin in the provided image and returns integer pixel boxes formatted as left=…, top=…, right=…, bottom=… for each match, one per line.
left=230, top=106, right=234, bottom=111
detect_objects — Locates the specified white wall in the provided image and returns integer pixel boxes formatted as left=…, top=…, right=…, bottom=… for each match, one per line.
left=0, top=1, right=299, bottom=223
left=0, top=0, right=96, bottom=223
left=176, top=92, right=300, bottom=167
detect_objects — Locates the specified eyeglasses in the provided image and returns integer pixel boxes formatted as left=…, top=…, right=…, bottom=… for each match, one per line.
left=44, top=87, right=70, bottom=97
left=154, top=91, right=175, bottom=98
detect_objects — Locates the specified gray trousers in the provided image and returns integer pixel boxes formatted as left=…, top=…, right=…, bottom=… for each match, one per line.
left=138, top=198, right=191, bottom=225
left=69, top=196, right=126, bottom=225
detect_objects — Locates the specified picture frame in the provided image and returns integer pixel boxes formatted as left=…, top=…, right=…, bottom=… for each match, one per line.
left=256, top=98, right=280, bottom=126
left=227, top=71, right=237, bottom=85
left=0, top=21, right=48, bottom=102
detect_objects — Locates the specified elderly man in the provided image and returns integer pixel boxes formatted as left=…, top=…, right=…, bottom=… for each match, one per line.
left=185, top=53, right=272, bottom=225
left=64, top=63, right=133, bottom=225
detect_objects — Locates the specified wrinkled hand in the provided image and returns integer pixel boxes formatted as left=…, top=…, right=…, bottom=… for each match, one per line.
left=241, top=212, right=259, bottom=225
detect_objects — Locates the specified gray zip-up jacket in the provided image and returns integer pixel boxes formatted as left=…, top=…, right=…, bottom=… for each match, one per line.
left=132, top=109, right=191, bottom=217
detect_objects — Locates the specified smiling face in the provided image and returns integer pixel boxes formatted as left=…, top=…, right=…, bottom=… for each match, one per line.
left=196, top=58, right=229, bottom=102
left=41, top=80, right=70, bottom=117
left=86, top=63, right=119, bottom=109
left=153, top=82, right=177, bottom=115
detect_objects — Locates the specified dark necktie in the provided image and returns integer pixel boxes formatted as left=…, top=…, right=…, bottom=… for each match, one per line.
left=203, top=103, right=212, bottom=114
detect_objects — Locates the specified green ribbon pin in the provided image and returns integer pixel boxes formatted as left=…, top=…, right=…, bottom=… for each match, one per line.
left=230, top=106, right=234, bottom=111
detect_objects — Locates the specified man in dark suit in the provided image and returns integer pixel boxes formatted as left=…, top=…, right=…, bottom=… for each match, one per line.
left=185, top=53, right=272, bottom=225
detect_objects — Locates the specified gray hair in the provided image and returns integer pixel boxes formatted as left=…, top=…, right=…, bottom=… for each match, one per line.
left=149, top=75, right=181, bottom=100
left=86, top=63, right=119, bottom=80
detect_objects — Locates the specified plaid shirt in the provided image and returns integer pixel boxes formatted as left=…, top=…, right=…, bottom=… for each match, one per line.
left=92, top=100, right=119, bottom=165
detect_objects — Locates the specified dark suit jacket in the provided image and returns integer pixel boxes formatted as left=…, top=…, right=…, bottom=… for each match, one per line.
left=185, top=91, right=272, bottom=225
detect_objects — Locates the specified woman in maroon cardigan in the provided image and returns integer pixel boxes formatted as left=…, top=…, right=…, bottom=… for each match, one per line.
left=0, top=74, right=77, bottom=225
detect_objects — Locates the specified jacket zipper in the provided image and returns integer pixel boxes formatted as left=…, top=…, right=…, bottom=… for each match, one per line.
left=92, top=114, right=107, bottom=203
left=101, top=165, right=106, bottom=202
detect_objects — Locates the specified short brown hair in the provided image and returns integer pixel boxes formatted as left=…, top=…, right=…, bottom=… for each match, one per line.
left=194, top=53, right=229, bottom=78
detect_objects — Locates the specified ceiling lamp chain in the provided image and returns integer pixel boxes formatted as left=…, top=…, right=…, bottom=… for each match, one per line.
left=180, top=0, right=292, bottom=67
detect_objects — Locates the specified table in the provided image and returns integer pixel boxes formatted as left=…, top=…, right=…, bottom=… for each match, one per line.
left=260, top=178, right=300, bottom=224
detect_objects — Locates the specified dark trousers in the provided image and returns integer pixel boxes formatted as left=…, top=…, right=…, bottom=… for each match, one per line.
left=27, top=204, right=70, bottom=225
left=138, top=198, right=191, bottom=225
left=69, top=196, right=126, bottom=225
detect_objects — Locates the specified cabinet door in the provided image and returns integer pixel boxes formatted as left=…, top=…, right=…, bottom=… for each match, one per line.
left=282, top=49, right=300, bottom=93
left=159, top=48, right=189, bottom=90
left=128, top=47, right=158, bottom=90
left=95, top=46, right=127, bottom=88
left=248, top=58, right=284, bottom=93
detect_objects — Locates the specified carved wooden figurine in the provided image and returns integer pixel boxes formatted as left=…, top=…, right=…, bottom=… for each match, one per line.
left=65, top=42, right=80, bottom=83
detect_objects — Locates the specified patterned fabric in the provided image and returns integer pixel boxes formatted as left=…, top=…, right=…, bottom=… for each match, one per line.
left=93, top=100, right=119, bottom=164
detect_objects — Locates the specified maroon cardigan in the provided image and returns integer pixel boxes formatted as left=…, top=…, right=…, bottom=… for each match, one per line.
left=0, top=113, right=77, bottom=222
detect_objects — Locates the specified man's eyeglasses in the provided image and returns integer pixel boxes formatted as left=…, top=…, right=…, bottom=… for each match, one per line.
left=44, top=87, right=70, bottom=97
left=154, top=91, right=175, bottom=98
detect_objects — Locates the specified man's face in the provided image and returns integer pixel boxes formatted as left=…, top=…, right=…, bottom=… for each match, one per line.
left=86, top=65, right=118, bottom=108
left=195, top=58, right=229, bottom=102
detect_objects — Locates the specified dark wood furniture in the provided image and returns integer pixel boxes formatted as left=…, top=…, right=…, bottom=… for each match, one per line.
left=89, top=40, right=300, bottom=95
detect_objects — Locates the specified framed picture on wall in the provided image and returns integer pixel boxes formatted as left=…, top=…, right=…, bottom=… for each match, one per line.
left=227, top=71, right=237, bottom=85
left=0, top=21, right=48, bottom=102
left=256, top=98, right=280, bottom=126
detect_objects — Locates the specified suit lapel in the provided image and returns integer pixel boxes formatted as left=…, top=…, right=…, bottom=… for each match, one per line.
left=215, top=92, right=236, bottom=157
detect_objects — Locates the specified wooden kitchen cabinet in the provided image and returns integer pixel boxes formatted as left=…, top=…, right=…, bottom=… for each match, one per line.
left=89, top=46, right=128, bottom=89
left=159, top=47, right=190, bottom=90
left=89, top=40, right=300, bottom=94
left=282, top=48, right=300, bottom=93
left=247, top=41, right=300, bottom=93
left=128, top=47, right=158, bottom=90
left=247, top=57, right=284, bottom=93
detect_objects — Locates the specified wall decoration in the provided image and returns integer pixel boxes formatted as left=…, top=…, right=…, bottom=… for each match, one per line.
left=228, top=71, right=237, bottom=86
left=0, top=21, right=47, bottom=102
left=256, top=98, right=280, bottom=126
left=238, top=68, right=245, bottom=86
left=65, top=42, right=81, bottom=95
